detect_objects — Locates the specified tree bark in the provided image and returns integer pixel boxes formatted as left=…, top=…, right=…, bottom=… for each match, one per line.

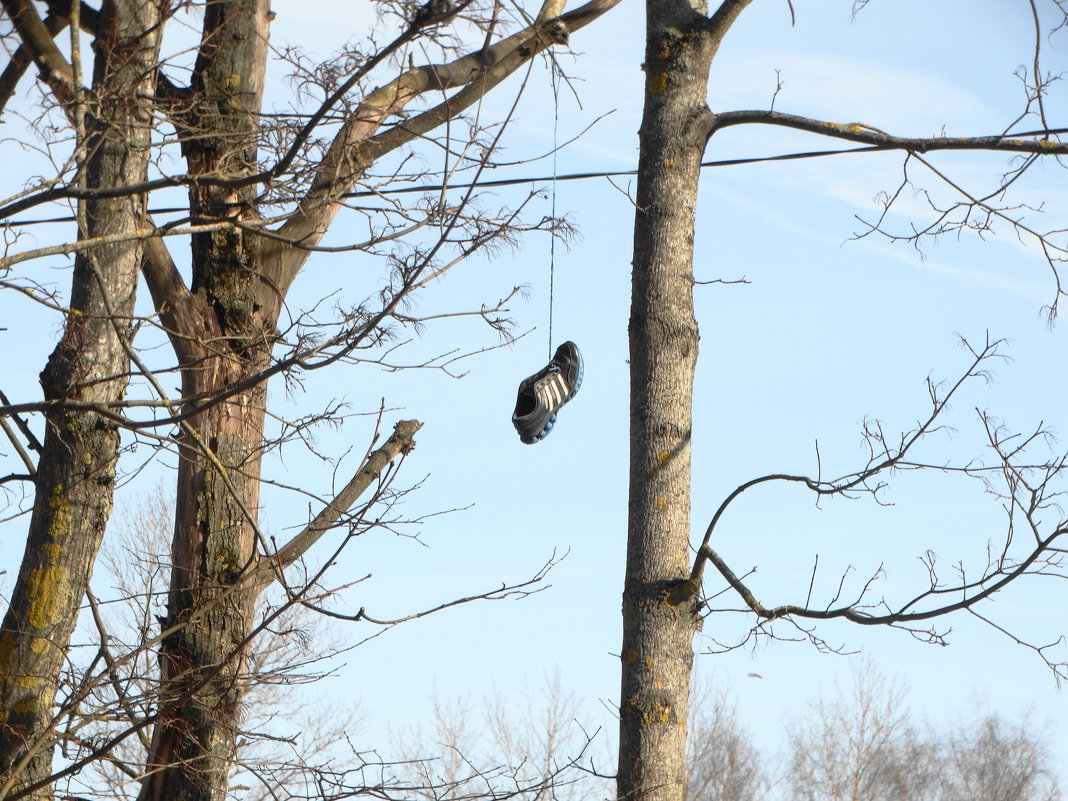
left=0, top=2, right=163, bottom=796
left=618, top=3, right=753, bottom=801
left=138, top=4, right=274, bottom=800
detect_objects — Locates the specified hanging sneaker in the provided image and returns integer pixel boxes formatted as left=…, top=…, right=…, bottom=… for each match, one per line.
left=512, top=341, right=583, bottom=444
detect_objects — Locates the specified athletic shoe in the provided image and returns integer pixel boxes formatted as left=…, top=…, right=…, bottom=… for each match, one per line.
left=512, top=341, right=583, bottom=444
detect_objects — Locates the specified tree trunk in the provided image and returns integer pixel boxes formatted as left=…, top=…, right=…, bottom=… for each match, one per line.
left=0, top=3, right=162, bottom=796
left=137, top=4, right=273, bottom=800
left=138, top=358, right=269, bottom=801
left=618, top=3, right=752, bottom=801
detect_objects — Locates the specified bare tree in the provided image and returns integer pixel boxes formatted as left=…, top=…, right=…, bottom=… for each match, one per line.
left=619, top=4, right=1068, bottom=801
left=787, top=668, right=934, bottom=801
left=686, top=683, right=765, bottom=801
left=786, top=666, right=1060, bottom=801
left=0, top=1, right=619, bottom=799
left=938, top=715, right=1060, bottom=801
left=393, top=675, right=612, bottom=801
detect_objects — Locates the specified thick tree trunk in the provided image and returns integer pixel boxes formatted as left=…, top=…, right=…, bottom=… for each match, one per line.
left=618, top=3, right=752, bottom=801
left=139, top=354, right=269, bottom=801
left=137, top=4, right=273, bottom=800
left=0, top=4, right=162, bottom=796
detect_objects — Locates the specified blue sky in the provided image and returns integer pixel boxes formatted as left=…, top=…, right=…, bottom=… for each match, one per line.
left=305, top=0, right=1066, bottom=784
left=1, top=0, right=1066, bottom=794
left=261, top=0, right=1068, bottom=788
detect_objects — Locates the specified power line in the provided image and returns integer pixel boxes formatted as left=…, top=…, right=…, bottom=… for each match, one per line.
left=0, top=143, right=966, bottom=228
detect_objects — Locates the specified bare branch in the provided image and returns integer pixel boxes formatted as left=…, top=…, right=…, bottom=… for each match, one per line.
left=687, top=335, right=1068, bottom=676
left=709, top=110, right=1068, bottom=155
left=266, top=419, right=423, bottom=577
left=263, top=0, right=622, bottom=291
left=0, top=0, right=75, bottom=102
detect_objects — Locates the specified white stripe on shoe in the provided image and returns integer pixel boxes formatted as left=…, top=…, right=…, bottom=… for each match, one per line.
left=537, top=371, right=570, bottom=411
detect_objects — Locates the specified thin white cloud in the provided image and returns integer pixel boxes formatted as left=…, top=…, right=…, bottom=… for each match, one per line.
left=697, top=168, right=1052, bottom=303
left=845, top=234, right=1050, bottom=302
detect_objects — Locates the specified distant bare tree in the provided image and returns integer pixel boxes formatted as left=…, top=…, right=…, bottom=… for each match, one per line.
left=787, top=668, right=934, bottom=801
left=786, top=665, right=1060, bottom=801
left=395, top=675, right=612, bottom=801
left=686, top=684, right=765, bottom=801
left=938, top=715, right=1060, bottom=801
left=83, top=487, right=361, bottom=801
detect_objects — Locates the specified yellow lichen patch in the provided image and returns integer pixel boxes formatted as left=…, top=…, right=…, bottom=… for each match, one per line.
left=626, top=650, right=639, bottom=662
left=211, top=229, right=230, bottom=249
left=29, top=637, right=50, bottom=655
left=663, top=159, right=675, bottom=168
left=657, top=47, right=671, bottom=60
left=227, top=73, right=242, bottom=88
left=642, top=701, right=674, bottom=725
left=47, top=485, right=71, bottom=541
left=653, top=680, right=663, bottom=688
left=656, top=450, right=671, bottom=463
left=18, top=674, right=42, bottom=691
left=655, top=497, right=666, bottom=507
left=648, top=73, right=669, bottom=94
left=643, top=657, right=655, bottom=670
left=27, top=562, right=71, bottom=629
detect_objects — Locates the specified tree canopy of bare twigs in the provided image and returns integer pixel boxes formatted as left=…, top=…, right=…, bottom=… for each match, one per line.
left=3, top=2, right=1068, bottom=801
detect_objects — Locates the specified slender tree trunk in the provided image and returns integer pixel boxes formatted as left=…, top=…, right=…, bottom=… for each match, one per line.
left=0, top=3, right=162, bottom=796
left=618, top=3, right=752, bottom=801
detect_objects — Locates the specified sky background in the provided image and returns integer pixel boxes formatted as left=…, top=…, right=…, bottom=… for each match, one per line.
left=1, top=0, right=1067, bottom=796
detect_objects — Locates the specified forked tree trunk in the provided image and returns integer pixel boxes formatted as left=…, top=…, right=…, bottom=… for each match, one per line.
left=0, top=3, right=163, bottom=796
left=618, top=3, right=752, bottom=801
